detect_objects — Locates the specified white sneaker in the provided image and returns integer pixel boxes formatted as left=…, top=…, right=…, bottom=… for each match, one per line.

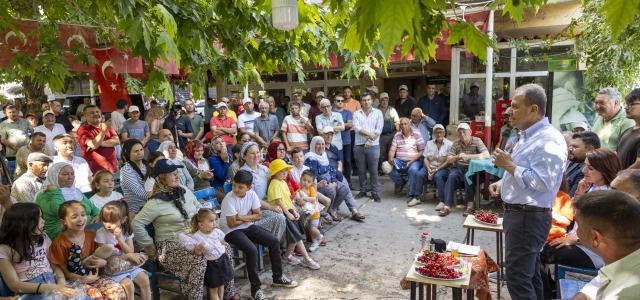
left=435, top=202, right=445, bottom=211
left=308, top=240, right=320, bottom=252
left=316, top=234, right=324, bottom=244
left=407, top=198, right=421, bottom=207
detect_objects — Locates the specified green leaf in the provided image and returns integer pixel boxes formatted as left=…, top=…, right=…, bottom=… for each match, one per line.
left=156, top=32, right=181, bottom=64
left=154, top=4, right=178, bottom=38
left=502, top=0, right=526, bottom=24
left=599, top=0, right=640, bottom=38
left=447, top=21, right=494, bottom=60
left=378, top=0, right=414, bottom=59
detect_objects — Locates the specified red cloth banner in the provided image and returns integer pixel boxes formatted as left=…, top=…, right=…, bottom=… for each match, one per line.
left=57, top=23, right=96, bottom=72
left=153, top=55, right=179, bottom=75
left=462, top=11, right=491, bottom=57
left=0, top=19, right=39, bottom=69
left=94, top=48, right=131, bottom=112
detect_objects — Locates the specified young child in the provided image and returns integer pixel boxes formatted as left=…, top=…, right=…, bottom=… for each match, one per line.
left=95, top=201, right=151, bottom=300
left=90, top=170, right=125, bottom=210
left=291, top=147, right=332, bottom=223
left=229, top=143, right=244, bottom=180
left=296, top=170, right=324, bottom=251
left=219, top=170, right=298, bottom=300
left=267, top=159, right=320, bottom=270
left=0, top=203, right=92, bottom=300
left=180, top=209, right=233, bottom=300
left=49, top=200, right=127, bottom=300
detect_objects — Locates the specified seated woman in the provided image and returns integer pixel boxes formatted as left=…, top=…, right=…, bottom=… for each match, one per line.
left=36, top=162, right=101, bottom=240
left=540, top=148, right=621, bottom=298
left=183, top=140, right=215, bottom=192
left=132, top=159, right=238, bottom=300
left=120, top=139, right=148, bottom=214
left=304, top=136, right=364, bottom=221
left=159, top=141, right=195, bottom=191
left=144, top=151, right=165, bottom=198
left=239, top=142, right=287, bottom=244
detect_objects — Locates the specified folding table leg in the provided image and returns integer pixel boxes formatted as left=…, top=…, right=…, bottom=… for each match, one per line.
left=419, top=283, right=424, bottom=300
left=410, top=282, right=416, bottom=300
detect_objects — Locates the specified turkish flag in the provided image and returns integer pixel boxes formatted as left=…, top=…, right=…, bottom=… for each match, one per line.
left=435, top=30, right=452, bottom=61
left=94, top=48, right=131, bottom=112
left=463, top=11, right=491, bottom=57
left=213, top=40, right=227, bottom=55
left=153, top=55, right=179, bottom=75
left=57, top=24, right=96, bottom=72
left=0, top=19, right=39, bottom=69
left=111, top=48, right=144, bottom=74
left=388, top=45, right=415, bottom=63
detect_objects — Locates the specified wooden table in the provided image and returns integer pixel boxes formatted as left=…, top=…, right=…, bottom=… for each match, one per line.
left=404, top=261, right=474, bottom=300
left=462, top=214, right=504, bottom=299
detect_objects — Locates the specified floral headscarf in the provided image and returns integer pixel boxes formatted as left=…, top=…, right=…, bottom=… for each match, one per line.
left=185, top=140, right=205, bottom=168
left=209, top=135, right=225, bottom=157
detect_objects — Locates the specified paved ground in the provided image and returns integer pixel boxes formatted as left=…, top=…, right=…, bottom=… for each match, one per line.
left=157, top=175, right=591, bottom=299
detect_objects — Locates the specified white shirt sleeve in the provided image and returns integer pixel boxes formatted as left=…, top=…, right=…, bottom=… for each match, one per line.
left=579, top=275, right=600, bottom=299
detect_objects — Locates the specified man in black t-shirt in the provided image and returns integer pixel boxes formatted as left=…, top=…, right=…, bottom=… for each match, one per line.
left=163, top=104, right=194, bottom=152
left=394, top=84, right=416, bottom=119
left=618, top=88, right=640, bottom=170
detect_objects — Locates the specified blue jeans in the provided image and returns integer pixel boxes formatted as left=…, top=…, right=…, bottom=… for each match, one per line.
left=426, top=168, right=450, bottom=201
left=443, top=167, right=475, bottom=207
left=342, top=143, right=352, bottom=185
left=388, top=158, right=425, bottom=198
left=17, top=272, right=93, bottom=300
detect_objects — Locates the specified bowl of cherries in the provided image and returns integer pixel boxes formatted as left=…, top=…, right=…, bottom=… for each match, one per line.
left=473, top=210, right=499, bottom=225
left=414, top=251, right=465, bottom=280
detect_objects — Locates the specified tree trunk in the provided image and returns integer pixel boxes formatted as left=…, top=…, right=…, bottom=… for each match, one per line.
left=22, top=76, right=46, bottom=114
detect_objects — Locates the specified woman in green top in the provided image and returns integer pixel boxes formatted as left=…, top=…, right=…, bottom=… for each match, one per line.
left=35, top=162, right=100, bottom=240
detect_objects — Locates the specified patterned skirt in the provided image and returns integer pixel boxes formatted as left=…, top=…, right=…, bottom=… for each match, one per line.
left=254, top=209, right=287, bottom=245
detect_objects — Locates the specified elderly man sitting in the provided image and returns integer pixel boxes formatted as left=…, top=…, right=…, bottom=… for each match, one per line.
left=10, top=153, right=52, bottom=203
left=438, top=123, right=489, bottom=217
left=387, top=118, right=426, bottom=206
left=423, top=124, right=454, bottom=210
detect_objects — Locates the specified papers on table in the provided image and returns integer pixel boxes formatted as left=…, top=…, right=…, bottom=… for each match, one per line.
left=447, top=241, right=480, bottom=256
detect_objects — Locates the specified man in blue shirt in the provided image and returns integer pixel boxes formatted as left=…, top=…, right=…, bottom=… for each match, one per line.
left=417, top=82, right=446, bottom=135
left=333, top=94, right=354, bottom=189
left=490, top=84, right=567, bottom=300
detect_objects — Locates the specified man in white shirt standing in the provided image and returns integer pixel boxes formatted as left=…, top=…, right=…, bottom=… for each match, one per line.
left=353, top=92, right=384, bottom=203
left=52, top=133, right=94, bottom=193
left=35, top=110, right=66, bottom=155
left=237, top=98, right=259, bottom=140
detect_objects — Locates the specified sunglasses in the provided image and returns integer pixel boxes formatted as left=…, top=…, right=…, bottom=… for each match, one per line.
left=242, top=138, right=251, bottom=142
left=335, top=100, right=344, bottom=103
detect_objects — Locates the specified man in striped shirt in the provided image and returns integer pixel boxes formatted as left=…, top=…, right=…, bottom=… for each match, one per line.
left=281, top=101, right=314, bottom=153
left=387, top=118, right=426, bottom=207
left=353, top=92, right=384, bottom=203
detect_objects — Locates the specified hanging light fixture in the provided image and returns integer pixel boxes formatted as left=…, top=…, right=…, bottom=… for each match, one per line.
left=272, top=0, right=299, bottom=31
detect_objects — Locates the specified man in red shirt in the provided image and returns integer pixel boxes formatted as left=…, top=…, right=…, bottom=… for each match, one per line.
left=77, top=104, right=120, bottom=173
left=210, top=102, right=237, bottom=154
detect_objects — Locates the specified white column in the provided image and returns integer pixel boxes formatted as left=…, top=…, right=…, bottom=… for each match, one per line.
left=89, top=79, right=95, bottom=104
left=484, top=9, right=494, bottom=127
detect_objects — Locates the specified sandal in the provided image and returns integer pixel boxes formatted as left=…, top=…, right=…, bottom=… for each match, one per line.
left=438, top=207, right=451, bottom=216
left=463, top=207, right=475, bottom=217
left=329, top=210, right=342, bottom=222
left=351, top=212, right=365, bottom=221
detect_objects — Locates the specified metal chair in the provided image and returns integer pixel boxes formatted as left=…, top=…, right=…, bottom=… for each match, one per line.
left=193, top=187, right=219, bottom=209
left=554, top=264, right=599, bottom=287
left=558, top=279, right=589, bottom=299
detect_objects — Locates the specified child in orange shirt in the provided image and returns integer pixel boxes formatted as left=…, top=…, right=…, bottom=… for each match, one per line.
left=547, top=189, right=574, bottom=242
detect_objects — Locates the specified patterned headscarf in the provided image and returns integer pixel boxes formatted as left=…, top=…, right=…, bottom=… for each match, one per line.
left=209, top=135, right=225, bottom=157
left=266, top=141, right=287, bottom=163
left=185, top=140, right=205, bottom=168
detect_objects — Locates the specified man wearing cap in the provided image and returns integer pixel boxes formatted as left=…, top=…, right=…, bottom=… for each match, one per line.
left=14, top=132, right=53, bottom=180
left=367, top=86, right=380, bottom=108
left=121, top=105, right=151, bottom=146
left=332, top=94, right=355, bottom=188
left=308, top=92, right=325, bottom=133
left=11, top=153, right=52, bottom=203
left=353, top=92, right=384, bottom=202
left=438, top=122, right=489, bottom=217
left=164, top=104, right=194, bottom=152
left=52, top=133, right=93, bottom=193
left=572, top=121, right=589, bottom=133
left=315, top=99, right=345, bottom=150
left=35, top=102, right=50, bottom=126
left=25, top=113, right=38, bottom=129
left=377, top=92, right=400, bottom=175
left=184, top=99, right=205, bottom=141
left=292, top=91, right=311, bottom=118
left=460, top=82, right=484, bottom=120
left=210, top=102, right=237, bottom=154
left=417, top=82, right=447, bottom=132
left=394, top=84, right=417, bottom=119
left=421, top=124, right=454, bottom=209
left=78, top=104, right=120, bottom=173
left=0, top=105, right=34, bottom=160
left=213, top=97, right=238, bottom=121
left=34, top=110, right=66, bottom=155
left=238, top=98, right=260, bottom=139
left=387, top=118, right=426, bottom=206
left=254, top=101, right=280, bottom=148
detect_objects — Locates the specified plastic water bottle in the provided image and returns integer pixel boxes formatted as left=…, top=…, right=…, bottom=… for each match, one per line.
left=420, top=232, right=429, bottom=251
left=26, top=128, right=32, bottom=138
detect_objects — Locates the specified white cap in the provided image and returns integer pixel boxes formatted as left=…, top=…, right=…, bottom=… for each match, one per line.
left=320, top=99, right=331, bottom=107
left=433, top=124, right=445, bottom=131
left=128, top=105, right=140, bottom=112
left=470, top=82, right=480, bottom=88
left=457, top=123, right=471, bottom=130
left=42, top=110, right=55, bottom=117
left=573, top=121, right=590, bottom=130
left=217, top=102, right=228, bottom=109
left=398, top=84, right=408, bottom=91
left=242, top=98, right=253, bottom=104
left=366, top=86, right=378, bottom=94
left=381, top=161, right=393, bottom=174
left=380, top=92, right=389, bottom=99
left=316, top=91, right=325, bottom=97
left=321, top=126, right=334, bottom=134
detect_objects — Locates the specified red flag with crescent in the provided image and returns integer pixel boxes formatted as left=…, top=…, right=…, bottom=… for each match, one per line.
left=94, top=48, right=131, bottom=112
left=0, top=19, right=39, bottom=69
left=57, top=23, right=96, bottom=72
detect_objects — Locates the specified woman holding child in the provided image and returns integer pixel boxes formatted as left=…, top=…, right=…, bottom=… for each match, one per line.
left=132, top=159, right=238, bottom=300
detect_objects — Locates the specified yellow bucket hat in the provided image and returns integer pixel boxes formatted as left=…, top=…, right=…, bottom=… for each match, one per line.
left=269, top=159, right=293, bottom=178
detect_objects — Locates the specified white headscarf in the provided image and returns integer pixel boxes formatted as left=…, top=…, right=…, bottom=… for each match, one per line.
left=159, top=141, right=180, bottom=165
left=43, top=162, right=83, bottom=200
left=304, top=136, right=329, bottom=166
